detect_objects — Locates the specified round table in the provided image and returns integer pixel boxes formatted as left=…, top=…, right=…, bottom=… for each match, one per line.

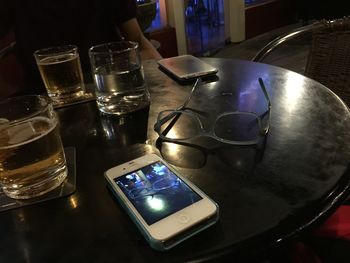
left=1, top=58, right=350, bottom=262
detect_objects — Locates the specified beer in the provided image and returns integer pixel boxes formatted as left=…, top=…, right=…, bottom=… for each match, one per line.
left=0, top=116, right=67, bottom=199
left=37, top=53, right=85, bottom=102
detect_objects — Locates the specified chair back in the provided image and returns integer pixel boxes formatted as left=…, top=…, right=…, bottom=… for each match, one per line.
left=0, top=33, right=26, bottom=98
left=305, top=17, right=350, bottom=106
left=253, top=17, right=350, bottom=107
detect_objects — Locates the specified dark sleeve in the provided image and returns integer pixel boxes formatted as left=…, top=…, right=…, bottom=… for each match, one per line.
left=0, top=1, right=13, bottom=38
left=109, top=0, right=138, bottom=25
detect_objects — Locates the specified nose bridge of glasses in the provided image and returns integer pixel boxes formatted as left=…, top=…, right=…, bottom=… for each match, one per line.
left=155, top=109, right=204, bottom=140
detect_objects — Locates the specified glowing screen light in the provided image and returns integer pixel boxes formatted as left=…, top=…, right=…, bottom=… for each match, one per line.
left=146, top=196, right=165, bottom=211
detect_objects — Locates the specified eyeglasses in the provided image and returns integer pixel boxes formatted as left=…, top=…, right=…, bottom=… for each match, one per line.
left=154, top=78, right=271, bottom=145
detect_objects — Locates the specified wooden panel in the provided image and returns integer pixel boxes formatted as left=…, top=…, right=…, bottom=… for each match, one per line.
left=149, top=26, right=178, bottom=58
left=245, top=0, right=296, bottom=39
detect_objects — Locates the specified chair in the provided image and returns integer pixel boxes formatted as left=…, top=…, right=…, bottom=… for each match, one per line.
left=252, top=17, right=350, bottom=107
left=0, top=39, right=26, bottom=98
left=253, top=18, right=350, bottom=263
left=137, top=0, right=157, bottom=32
left=0, top=41, right=16, bottom=60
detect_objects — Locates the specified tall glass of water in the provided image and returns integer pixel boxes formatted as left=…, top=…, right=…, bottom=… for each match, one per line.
left=0, top=95, right=67, bottom=199
left=89, top=41, right=150, bottom=115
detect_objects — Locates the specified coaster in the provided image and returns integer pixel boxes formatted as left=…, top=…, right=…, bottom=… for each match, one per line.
left=0, top=147, right=76, bottom=212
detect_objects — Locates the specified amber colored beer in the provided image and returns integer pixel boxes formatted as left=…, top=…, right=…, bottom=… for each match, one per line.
left=37, top=53, right=85, bottom=102
left=34, top=45, right=85, bottom=104
left=0, top=115, right=67, bottom=199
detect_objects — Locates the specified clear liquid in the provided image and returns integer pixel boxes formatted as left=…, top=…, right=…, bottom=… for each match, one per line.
left=0, top=117, right=67, bottom=199
left=94, top=64, right=150, bottom=115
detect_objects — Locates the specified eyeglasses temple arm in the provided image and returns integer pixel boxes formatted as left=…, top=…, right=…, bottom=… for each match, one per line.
left=179, top=78, right=201, bottom=110
left=258, top=78, right=271, bottom=134
left=258, top=78, right=271, bottom=109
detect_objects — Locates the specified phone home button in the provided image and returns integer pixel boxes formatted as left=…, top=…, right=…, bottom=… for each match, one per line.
left=177, top=213, right=191, bottom=224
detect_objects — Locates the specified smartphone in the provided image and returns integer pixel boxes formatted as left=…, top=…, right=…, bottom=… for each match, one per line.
left=104, top=153, right=219, bottom=251
left=157, top=55, right=218, bottom=81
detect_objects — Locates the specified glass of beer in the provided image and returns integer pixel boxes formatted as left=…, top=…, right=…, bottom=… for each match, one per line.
left=0, top=95, right=67, bottom=199
left=89, top=41, right=150, bottom=115
left=34, top=45, right=86, bottom=105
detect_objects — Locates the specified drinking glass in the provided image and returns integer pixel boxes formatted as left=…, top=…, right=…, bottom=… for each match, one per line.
left=34, top=45, right=86, bottom=105
left=0, top=95, right=67, bottom=199
left=89, top=41, right=150, bottom=115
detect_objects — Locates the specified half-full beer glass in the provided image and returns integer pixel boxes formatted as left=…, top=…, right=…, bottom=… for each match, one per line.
left=0, top=95, right=67, bottom=199
left=34, top=45, right=85, bottom=104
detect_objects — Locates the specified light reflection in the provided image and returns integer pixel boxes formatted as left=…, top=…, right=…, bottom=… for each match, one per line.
left=283, top=72, right=305, bottom=113
left=23, top=247, right=31, bottom=263
left=146, top=196, right=165, bottom=211
left=17, top=211, right=26, bottom=223
left=102, top=127, right=113, bottom=139
left=238, top=74, right=269, bottom=110
left=166, top=129, right=178, bottom=141
left=235, top=160, right=242, bottom=167
left=205, top=81, right=217, bottom=90
left=69, top=196, right=78, bottom=209
left=13, top=210, right=32, bottom=263
left=165, top=139, right=181, bottom=156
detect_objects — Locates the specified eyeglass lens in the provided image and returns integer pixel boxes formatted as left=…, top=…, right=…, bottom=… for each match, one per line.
left=158, top=110, right=262, bottom=142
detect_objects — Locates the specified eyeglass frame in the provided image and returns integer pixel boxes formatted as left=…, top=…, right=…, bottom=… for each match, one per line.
left=154, top=78, right=271, bottom=146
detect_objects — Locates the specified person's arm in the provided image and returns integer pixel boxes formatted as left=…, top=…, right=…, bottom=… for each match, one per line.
left=119, top=18, right=162, bottom=60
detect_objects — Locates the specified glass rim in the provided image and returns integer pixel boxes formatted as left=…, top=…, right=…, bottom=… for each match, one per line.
left=88, top=41, right=139, bottom=55
left=0, top=95, right=51, bottom=125
left=33, top=45, right=78, bottom=57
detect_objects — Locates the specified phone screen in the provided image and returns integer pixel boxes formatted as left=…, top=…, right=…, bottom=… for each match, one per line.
left=114, top=161, right=202, bottom=225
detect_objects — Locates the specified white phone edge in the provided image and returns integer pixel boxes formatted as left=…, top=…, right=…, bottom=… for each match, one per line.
left=104, top=153, right=219, bottom=251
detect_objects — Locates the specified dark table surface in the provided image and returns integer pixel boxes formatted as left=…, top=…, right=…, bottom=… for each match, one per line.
left=1, top=58, right=350, bottom=262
